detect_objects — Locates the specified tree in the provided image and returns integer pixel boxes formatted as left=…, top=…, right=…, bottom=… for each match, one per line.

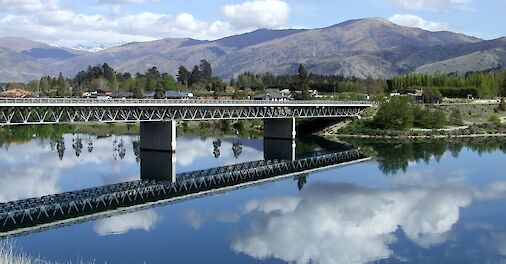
left=422, top=87, right=442, bottom=104
left=499, top=98, right=506, bottom=112
left=73, top=83, right=82, bottom=97
left=134, top=79, right=143, bottom=99
left=40, top=76, right=50, bottom=94
left=102, top=63, right=115, bottom=81
left=154, top=83, right=165, bottom=99
left=296, top=63, right=310, bottom=100
left=177, top=66, right=190, bottom=87
left=56, top=72, right=68, bottom=97
left=145, top=78, right=154, bottom=91
left=146, top=67, right=161, bottom=80
left=211, top=77, right=225, bottom=93
left=110, top=73, right=119, bottom=94
left=199, top=59, right=212, bottom=84
left=373, top=97, right=414, bottom=130
left=501, top=72, right=506, bottom=97
left=160, top=73, right=177, bottom=91
left=189, top=65, right=202, bottom=87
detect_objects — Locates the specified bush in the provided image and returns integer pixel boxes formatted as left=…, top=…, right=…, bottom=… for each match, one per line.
left=489, top=114, right=502, bottom=126
left=449, top=109, right=464, bottom=126
left=499, top=98, right=506, bottom=112
left=413, top=106, right=447, bottom=129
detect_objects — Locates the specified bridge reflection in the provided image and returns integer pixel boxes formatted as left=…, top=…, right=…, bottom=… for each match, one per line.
left=0, top=145, right=369, bottom=238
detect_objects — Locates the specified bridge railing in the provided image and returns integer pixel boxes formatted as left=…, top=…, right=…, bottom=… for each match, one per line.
left=0, top=97, right=373, bottom=106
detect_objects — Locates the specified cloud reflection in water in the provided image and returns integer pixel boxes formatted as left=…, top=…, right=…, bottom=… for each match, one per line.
left=93, top=209, right=162, bottom=236
left=230, top=179, right=493, bottom=264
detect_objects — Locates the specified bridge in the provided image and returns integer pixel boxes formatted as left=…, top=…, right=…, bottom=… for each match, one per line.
left=0, top=149, right=371, bottom=238
left=0, top=98, right=372, bottom=157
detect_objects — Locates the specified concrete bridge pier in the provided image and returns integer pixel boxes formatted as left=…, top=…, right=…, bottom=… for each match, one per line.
left=264, top=139, right=296, bottom=161
left=263, top=118, right=296, bottom=161
left=140, top=150, right=176, bottom=182
left=140, top=121, right=176, bottom=152
left=264, top=118, right=296, bottom=140
left=140, top=121, right=177, bottom=182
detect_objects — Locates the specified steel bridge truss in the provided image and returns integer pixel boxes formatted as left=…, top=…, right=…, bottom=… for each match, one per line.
left=0, top=149, right=368, bottom=236
left=0, top=106, right=367, bottom=125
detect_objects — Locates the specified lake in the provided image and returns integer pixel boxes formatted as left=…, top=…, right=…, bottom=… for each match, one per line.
left=1, top=126, right=506, bottom=263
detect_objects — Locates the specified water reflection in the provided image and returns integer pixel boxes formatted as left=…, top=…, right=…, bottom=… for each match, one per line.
left=93, top=210, right=162, bottom=236
left=0, top=133, right=265, bottom=203
left=345, top=138, right=506, bottom=175
left=3, top=126, right=506, bottom=263
left=231, top=175, right=506, bottom=264
left=0, top=131, right=365, bottom=238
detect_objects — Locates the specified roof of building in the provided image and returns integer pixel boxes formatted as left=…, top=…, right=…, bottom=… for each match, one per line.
left=165, top=91, right=191, bottom=98
left=112, top=92, right=133, bottom=98
left=96, top=87, right=112, bottom=92
left=143, top=91, right=156, bottom=97
left=253, top=93, right=284, bottom=100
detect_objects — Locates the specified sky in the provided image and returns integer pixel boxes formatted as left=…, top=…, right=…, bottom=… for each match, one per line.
left=0, top=0, right=504, bottom=47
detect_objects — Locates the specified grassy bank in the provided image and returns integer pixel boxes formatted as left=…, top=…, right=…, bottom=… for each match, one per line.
left=329, top=98, right=506, bottom=139
left=0, top=240, right=94, bottom=264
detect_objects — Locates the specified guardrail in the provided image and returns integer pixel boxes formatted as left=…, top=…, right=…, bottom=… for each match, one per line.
left=0, top=97, right=373, bottom=106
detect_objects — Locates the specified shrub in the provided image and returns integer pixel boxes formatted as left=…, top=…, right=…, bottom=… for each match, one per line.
left=449, top=109, right=464, bottom=126
left=489, top=114, right=502, bottom=126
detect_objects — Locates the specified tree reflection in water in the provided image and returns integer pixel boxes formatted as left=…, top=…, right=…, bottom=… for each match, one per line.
left=345, top=138, right=506, bottom=175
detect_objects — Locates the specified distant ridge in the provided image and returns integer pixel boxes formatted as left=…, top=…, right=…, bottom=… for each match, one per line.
left=0, top=17, right=503, bottom=82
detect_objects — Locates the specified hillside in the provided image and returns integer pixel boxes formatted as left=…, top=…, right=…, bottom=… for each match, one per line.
left=0, top=17, right=503, bottom=82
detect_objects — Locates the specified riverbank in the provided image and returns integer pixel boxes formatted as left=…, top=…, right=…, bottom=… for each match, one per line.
left=322, top=98, right=506, bottom=140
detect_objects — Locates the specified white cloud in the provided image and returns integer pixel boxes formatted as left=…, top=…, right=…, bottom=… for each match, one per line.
left=387, top=0, right=472, bottom=11
left=99, top=0, right=149, bottom=4
left=0, top=0, right=291, bottom=46
left=93, top=209, right=162, bottom=235
left=389, top=14, right=449, bottom=31
left=222, top=0, right=290, bottom=28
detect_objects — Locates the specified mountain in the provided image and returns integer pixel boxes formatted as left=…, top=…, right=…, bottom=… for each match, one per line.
left=416, top=37, right=506, bottom=75
left=0, top=18, right=503, bottom=82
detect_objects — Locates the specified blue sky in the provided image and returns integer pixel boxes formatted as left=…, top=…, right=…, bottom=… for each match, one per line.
left=0, top=0, right=504, bottom=47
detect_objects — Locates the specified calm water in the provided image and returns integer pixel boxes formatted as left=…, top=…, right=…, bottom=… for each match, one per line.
left=1, top=128, right=506, bottom=264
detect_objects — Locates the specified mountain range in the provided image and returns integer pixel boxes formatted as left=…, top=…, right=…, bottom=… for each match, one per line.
left=1, top=17, right=505, bottom=82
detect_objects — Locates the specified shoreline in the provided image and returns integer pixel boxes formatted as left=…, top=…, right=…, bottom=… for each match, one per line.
left=324, top=133, right=506, bottom=139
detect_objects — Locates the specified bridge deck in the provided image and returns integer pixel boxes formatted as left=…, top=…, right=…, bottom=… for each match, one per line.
left=0, top=98, right=373, bottom=107
left=0, top=98, right=373, bottom=125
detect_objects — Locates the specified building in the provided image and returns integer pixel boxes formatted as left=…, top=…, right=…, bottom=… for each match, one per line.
left=95, top=88, right=113, bottom=95
left=143, top=91, right=155, bottom=98
left=390, top=89, right=423, bottom=103
left=165, top=91, right=193, bottom=100
left=253, top=93, right=286, bottom=101
left=112, top=92, right=134, bottom=99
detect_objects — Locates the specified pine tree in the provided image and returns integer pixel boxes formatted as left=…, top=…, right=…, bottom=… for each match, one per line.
left=199, top=59, right=212, bottom=84
left=189, top=65, right=201, bottom=87
left=296, top=64, right=310, bottom=100
left=102, top=63, right=115, bottom=81
left=177, top=66, right=190, bottom=88
left=56, top=72, right=68, bottom=97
